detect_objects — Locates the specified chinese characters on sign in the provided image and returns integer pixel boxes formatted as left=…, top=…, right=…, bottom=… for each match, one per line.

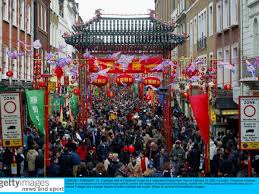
left=0, top=93, right=23, bottom=147
left=25, top=90, right=45, bottom=136
left=239, top=96, right=259, bottom=150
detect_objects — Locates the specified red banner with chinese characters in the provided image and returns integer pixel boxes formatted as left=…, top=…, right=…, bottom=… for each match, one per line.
left=88, top=56, right=163, bottom=73
left=190, top=94, right=210, bottom=144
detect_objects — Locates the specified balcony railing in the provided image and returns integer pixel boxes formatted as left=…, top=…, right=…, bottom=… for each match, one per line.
left=197, top=35, right=207, bottom=50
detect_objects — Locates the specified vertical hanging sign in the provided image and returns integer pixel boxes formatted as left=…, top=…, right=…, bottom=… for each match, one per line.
left=0, top=92, right=23, bottom=147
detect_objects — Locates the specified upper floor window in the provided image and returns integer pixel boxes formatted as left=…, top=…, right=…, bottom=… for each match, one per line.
left=223, top=0, right=229, bottom=29
left=20, top=0, right=25, bottom=30
left=27, top=5, right=31, bottom=34
left=3, top=0, right=9, bottom=21
left=209, top=3, right=213, bottom=36
left=12, top=0, right=18, bottom=26
left=216, top=1, right=222, bottom=32
left=230, top=0, right=238, bottom=25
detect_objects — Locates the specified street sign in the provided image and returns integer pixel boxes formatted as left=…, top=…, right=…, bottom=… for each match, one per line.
left=0, top=93, right=23, bottom=147
left=239, top=96, right=259, bottom=150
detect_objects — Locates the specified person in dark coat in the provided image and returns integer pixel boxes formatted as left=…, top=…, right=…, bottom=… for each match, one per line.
left=97, top=136, right=110, bottom=162
left=107, top=153, right=123, bottom=177
left=59, top=147, right=73, bottom=177
left=70, top=149, right=81, bottom=177
left=187, top=143, right=201, bottom=176
left=47, top=157, right=60, bottom=177
left=16, top=147, right=25, bottom=177
left=3, top=148, right=13, bottom=177
left=85, top=147, right=99, bottom=166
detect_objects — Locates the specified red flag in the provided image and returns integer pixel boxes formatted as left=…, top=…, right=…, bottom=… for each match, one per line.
left=190, top=94, right=210, bottom=144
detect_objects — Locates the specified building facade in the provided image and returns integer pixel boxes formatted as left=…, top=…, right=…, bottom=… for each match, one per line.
left=155, top=0, right=176, bottom=22
left=1, top=0, right=34, bottom=86
left=240, top=0, right=259, bottom=96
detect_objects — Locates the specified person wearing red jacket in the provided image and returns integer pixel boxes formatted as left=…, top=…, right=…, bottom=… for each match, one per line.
left=76, top=141, right=88, bottom=162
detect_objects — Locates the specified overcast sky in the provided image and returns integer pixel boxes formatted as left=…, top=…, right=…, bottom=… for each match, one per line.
left=75, top=0, right=155, bottom=22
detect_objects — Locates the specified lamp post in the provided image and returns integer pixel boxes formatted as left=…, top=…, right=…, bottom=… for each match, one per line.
left=41, top=73, right=52, bottom=176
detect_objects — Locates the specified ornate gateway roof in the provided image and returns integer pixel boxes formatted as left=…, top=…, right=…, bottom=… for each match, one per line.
left=64, top=11, right=186, bottom=54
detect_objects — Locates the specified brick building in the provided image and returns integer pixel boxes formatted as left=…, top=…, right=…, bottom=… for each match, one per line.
left=1, top=0, right=34, bottom=87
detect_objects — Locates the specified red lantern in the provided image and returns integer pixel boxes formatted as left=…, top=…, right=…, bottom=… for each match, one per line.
left=208, top=67, right=213, bottom=72
left=73, top=88, right=80, bottom=95
left=173, top=60, right=177, bottom=65
left=38, top=81, right=46, bottom=87
left=54, top=66, right=63, bottom=79
left=92, top=75, right=108, bottom=87
left=224, top=84, right=231, bottom=90
left=6, top=71, right=13, bottom=77
left=128, top=145, right=135, bottom=154
left=182, top=70, right=186, bottom=75
left=34, top=52, right=40, bottom=57
left=183, top=92, right=189, bottom=99
left=143, top=76, right=161, bottom=88
left=116, top=74, right=134, bottom=86
left=201, top=72, right=205, bottom=76
left=173, top=66, right=177, bottom=69
left=201, top=67, right=205, bottom=71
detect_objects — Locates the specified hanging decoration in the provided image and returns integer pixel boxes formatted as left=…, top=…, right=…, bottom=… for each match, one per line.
left=92, top=75, right=108, bottom=87
left=143, top=76, right=161, bottom=88
left=116, top=74, right=134, bottom=86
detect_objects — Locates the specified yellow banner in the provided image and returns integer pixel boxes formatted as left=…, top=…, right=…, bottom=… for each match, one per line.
left=3, top=139, right=23, bottom=147
left=241, top=142, right=259, bottom=150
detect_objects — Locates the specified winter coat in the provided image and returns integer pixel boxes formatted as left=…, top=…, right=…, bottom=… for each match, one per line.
left=59, top=151, right=73, bottom=176
left=71, top=151, right=81, bottom=166
left=26, top=149, right=39, bottom=171
left=97, top=143, right=110, bottom=161
left=76, top=146, right=88, bottom=161
left=128, top=162, right=142, bottom=177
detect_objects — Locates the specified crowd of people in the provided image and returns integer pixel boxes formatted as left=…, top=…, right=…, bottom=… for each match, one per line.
left=0, top=87, right=258, bottom=177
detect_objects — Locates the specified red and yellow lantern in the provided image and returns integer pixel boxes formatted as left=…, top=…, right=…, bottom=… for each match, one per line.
left=143, top=76, right=161, bottom=88
left=92, top=75, right=108, bottom=87
left=116, top=74, right=134, bottom=86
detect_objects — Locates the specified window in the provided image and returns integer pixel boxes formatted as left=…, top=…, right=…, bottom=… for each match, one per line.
left=12, top=58, right=18, bottom=80
left=217, top=49, right=223, bottom=88
left=20, top=0, right=25, bottom=30
left=231, top=0, right=238, bottom=25
left=223, top=0, right=229, bottom=29
left=224, top=48, right=231, bottom=86
left=12, top=0, right=18, bottom=26
left=3, top=46, right=9, bottom=77
left=216, top=2, right=222, bottom=32
left=27, top=5, right=31, bottom=34
left=209, top=3, right=213, bottom=36
left=253, top=18, right=259, bottom=57
left=231, top=46, right=239, bottom=86
left=27, top=55, right=32, bottom=81
left=198, top=14, right=202, bottom=39
left=3, top=0, right=9, bottom=21
left=43, top=5, right=47, bottom=31
left=194, top=17, right=197, bottom=43
left=20, top=55, right=25, bottom=80
left=38, top=3, right=41, bottom=28
left=187, top=22, right=190, bottom=40
left=190, top=20, right=193, bottom=49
